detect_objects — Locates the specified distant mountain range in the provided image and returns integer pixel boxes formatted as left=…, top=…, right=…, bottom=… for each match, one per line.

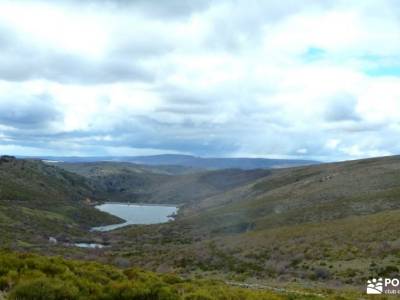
left=26, top=154, right=319, bottom=170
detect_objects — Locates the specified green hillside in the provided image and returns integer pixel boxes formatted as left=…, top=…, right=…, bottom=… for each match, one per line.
left=0, top=156, right=92, bottom=202
left=1, top=155, right=400, bottom=297
left=0, top=250, right=356, bottom=300
left=0, top=156, right=121, bottom=247
left=183, top=155, right=400, bottom=232
left=100, top=156, right=400, bottom=291
left=57, top=162, right=270, bottom=204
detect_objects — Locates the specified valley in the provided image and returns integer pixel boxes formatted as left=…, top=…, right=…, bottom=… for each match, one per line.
left=0, top=1, right=396, bottom=298
left=0, top=154, right=399, bottom=299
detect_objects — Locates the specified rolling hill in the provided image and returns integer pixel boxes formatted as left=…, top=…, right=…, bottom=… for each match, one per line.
left=28, top=154, right=319, bottom=170
left=57, top=161, right=271, bottom=204
left=0, top=156, right=121, bottom=247
left=183, top=155, right=400, bottom=231
left=2, top=154, right=400, bottom=296
left=102, top=155, right=400, bottom=289
left=124, top=154, right=319, bottom=170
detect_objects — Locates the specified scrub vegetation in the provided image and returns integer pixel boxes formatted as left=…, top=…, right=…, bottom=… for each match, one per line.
left=1, top=155, right=400, bottom=298
left=0, top=250, right=344, bottom=300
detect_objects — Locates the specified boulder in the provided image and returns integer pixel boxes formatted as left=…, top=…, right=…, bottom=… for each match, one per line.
left=48, top=237, right=58, bottom=244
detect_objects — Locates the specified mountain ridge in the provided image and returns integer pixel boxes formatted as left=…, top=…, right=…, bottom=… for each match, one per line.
left=21, top=154, right=319, bottom=170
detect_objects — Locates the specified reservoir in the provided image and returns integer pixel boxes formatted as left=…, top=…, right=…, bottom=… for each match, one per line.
left=92, top=203, right=178, bottom=232
left=74, top=243, right=105, bottom=249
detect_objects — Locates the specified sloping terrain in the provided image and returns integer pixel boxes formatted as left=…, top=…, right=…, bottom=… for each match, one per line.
left=57, top=162, right=170, bottom=202
left=57, top=161, right=199, bottom=176
left=101, top=155, right=400, bottom=289
left=0, top=156, right=92, bottom=203
left=2, top=155, right=400, bottom=294
left=35, top=154, right=319, bottom=170
left=58, top=162, right=271, bottom=204
left=0, top=156, right=120, bottom=246
left=125, top=154, right=319, bottom=170
left=0, top=250, right=356, bottom=300
left=183, top=155, right=400, bottom=233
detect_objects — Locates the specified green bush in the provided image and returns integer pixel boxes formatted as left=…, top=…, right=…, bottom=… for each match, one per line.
left=0, top=250, right=354, bottom=300
left=378, top=265, right=399, bottom=277
left=9, top=277, right=79, bottom=300
left=0, top=250, right=356, bottom=300
left=184, top=291, right=213, bottom=300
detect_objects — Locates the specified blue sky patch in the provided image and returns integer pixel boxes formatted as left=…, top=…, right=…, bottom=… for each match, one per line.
left=365, top=66, right=400, bottom=77
left=302, top=47, right=326, bottom=62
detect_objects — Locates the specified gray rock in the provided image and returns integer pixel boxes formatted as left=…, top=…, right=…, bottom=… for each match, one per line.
left=48, top=237, right=57, bottom=244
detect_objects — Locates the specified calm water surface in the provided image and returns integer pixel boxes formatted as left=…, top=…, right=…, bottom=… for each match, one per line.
left=74, top=243, right=105, bottom=249
left=92, top=203, right=178, bottom=232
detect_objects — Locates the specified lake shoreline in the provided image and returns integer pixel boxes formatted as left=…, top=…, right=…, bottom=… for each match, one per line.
left=97, top=201, right=182, bottom=207
left=91, top=202, right=179, bottom=232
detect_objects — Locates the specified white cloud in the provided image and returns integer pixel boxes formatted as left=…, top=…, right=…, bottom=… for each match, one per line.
left=325, top=139, right=341, bottom=150
left=0, top=0, right=399, bottom=160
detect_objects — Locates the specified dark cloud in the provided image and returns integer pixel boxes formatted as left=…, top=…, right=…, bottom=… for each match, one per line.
left=155, top=106, right=211, bottom=115
left=324, top=94, right=361, bottom=122
left=111, top=38, right=173, bottom=58
left=0, top=94, right=61, bottom=129
left=0, top=111, right=240, bottom=156
left=0, top=18, right=155, bottom=84
left=0, top=45, right=154, bottom=84
left=32, top=0, right=211, bottom=20
left=154, top=87, right=214, bottom=115
left=85, top=0, right=212, bottom=19
left=130, top=0, right=211, bottom=19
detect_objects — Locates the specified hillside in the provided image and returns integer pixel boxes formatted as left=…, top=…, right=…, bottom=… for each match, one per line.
left=2, top=155, right=400, bottom=295
left=102, top=155, right=400, bottom=289
left=0, top=250, right=356, bottom=300
left=34, top=154, right=319, bottom=170
left=57, top=161, right=271, bottom=204
left=56, top=161, right=200, bottom=176
left=0, top=156, right=121, bottom=246
left=125, top=154, right=319, bottom=170
left=56, top=162, right=170, bottom=203
left=0, top=156, right=92, bottom=202
left=183, top=155, right=400, bottom=231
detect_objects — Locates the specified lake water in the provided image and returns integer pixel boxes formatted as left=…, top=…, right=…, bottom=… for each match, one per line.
left=92, top=203, right=178, bottom=232
left=74, top=243, right=105, bottom=249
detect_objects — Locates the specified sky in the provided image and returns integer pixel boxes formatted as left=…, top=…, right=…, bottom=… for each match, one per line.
left=0, top=0, right=399, bottom=161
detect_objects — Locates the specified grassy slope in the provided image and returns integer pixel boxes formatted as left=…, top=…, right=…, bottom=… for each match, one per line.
left=99, top=212, right=400, bottom=293
left=0, top=158, right=92, bottom=202
left=184, top=155, right=400, bottom=232
left=0, top=157, right=121, bottom=246
left=2, top=155, right=400, bottom=295
left=0, top=250, right=357, bottom=299
left=58, top=162, right=171, bottom=202
left=101, top=156, right=400, bottom=290
left=181, top=156, right=400, bottom=281
left=58, top=162, right=271, bottom=204
left=58, top=161, right=201, bottom=176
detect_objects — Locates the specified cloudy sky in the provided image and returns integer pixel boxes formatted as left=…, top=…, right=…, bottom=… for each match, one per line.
left=0, top=0, right=399, bottom=161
